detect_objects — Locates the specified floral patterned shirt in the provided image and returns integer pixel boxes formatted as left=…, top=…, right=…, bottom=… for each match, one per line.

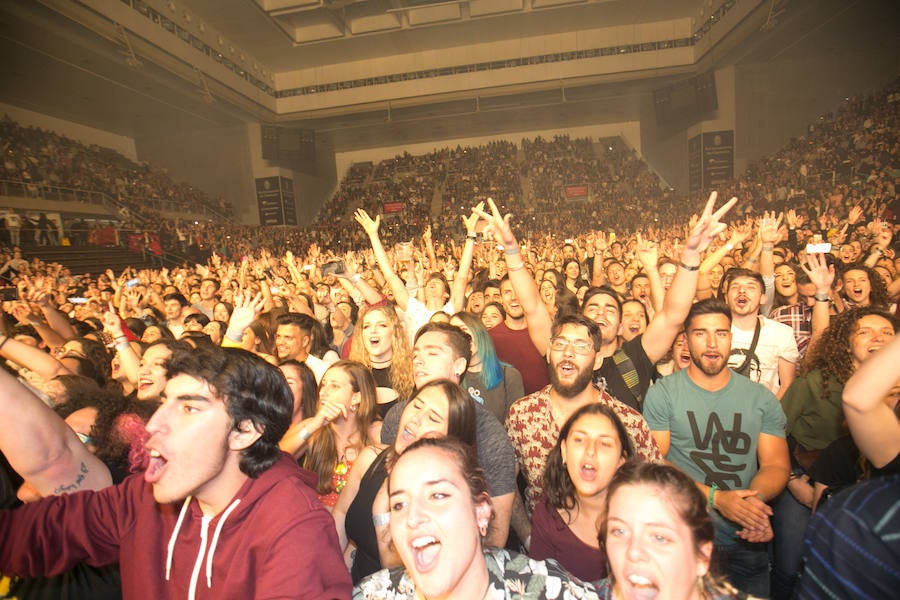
left=353, top=548, right=599, bottom=600
left=505, top=386, right=662, bottom=512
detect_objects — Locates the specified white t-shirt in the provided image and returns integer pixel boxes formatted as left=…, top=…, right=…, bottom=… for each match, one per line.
left=728, top=316, right=799, bottom=395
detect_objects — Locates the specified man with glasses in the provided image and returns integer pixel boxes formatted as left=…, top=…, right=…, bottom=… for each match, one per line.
left=505, top=314, right=661, bottom=514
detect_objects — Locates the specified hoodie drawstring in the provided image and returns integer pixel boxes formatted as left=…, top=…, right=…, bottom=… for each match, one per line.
left=205, top=499, right=241, bottom=588
left=187, top=515, right=212, bottom=600
left=166, top=497, right=192, bottom=580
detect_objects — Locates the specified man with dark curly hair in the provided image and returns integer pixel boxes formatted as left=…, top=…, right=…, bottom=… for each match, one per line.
left=0, top=344, right=351, bottom=599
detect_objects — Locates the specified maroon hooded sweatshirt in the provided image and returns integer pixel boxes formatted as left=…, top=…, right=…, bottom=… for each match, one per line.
left=0, top=453, right=351, bottom=599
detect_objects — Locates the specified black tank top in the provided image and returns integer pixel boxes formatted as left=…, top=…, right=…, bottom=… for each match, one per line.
left=345, top=449, right=390, bottom=583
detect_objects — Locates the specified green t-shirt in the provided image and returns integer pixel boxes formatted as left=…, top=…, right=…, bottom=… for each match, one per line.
left=644, top=369, right=786, bottom=543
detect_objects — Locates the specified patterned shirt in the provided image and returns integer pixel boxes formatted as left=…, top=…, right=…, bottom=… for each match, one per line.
left=354, top=548, right=599, bottom=600
left=505, top=386, right=662, bottom=512
left=769, top=302, right=812, bottom=363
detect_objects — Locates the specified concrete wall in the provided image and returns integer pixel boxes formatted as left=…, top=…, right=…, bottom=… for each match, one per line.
left=136, top=124, right=255, bottom=222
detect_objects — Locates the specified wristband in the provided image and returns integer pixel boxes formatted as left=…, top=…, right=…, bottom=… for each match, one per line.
left=814, top=292, right=830, bottom=302
left=466, top=233, right=477, bottom=241
left=872, top=247, right=883, bottom=255
left=724, top=243, right=734, bottom=251
left=350, top=273, right=362, bottom=285
left=507, top=262, right=526, bottom=272
left=762, top=244, right=774, bottom=251
left=503, top=246, right=521, bottom=256
left=708, top=484, right=718, bottom=509
left=679, top=262, right=700, bottom=271
left=372, top=512, right=390, bottom=527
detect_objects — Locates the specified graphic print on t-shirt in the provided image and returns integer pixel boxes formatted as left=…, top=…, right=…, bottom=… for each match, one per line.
left=687, top=411, right=751, bottom=488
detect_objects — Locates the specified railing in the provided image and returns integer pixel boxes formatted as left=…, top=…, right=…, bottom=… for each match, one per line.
left=0, top=179, right=110, bottom=207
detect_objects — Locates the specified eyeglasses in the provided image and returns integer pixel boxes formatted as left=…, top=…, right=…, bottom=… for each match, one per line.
left=549, top=337, right=594, bottom=355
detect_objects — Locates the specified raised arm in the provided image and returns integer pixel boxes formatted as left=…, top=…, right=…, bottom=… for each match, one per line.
left=0, top=367, right=112, bottom=496
left=799, top=252, right=835, bottom=344
left=0, top=322, right=72, bottom=381
left=355, top=209, right=410, bottom=310
left=842, top=333, right=900, bottom=468
left=449, top=203, right=483, bottom=313
left=475, top=198, right=554, bottom=354
left=634, top=233, right=664, bottom=315
left=103, top=305, right=140, bottom=387
left=642, top=191, right=737, bottom=363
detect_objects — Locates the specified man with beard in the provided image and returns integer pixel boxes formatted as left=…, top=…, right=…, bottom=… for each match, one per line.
left=644, top=299, right=789, bottom=597
left=505, top=314, right=661, bottom=514
left=477, top=192, right=735, bottom=411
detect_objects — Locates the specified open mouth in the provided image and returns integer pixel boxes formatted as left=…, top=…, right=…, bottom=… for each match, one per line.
left=624, top=573, right=659, bottom=600
left=579, top=463, right=597, bottom=481
left=144, top=448, right=168, bottom=484
left=558, top=361, right=577, bottom=376
left=410, top=536, right=441, bottom=572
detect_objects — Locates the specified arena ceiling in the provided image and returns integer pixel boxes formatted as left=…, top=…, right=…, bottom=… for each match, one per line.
left=0, top=0, right=896, bottom=152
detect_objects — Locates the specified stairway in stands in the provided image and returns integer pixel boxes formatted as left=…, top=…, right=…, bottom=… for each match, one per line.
left=19, top=242, right=158, bottom=276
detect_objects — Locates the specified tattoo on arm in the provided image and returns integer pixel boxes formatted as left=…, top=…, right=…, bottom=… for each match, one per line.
left=52, top=461, right=90, bottom=495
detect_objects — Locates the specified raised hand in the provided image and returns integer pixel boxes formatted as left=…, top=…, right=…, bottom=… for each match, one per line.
left=354, top=209, right=380, bottom=236
left=683, top=191, right=737, bottom=255
left=800, top=252, right=834, bottom=294
left=461, top=201, right=485, bottom=236
left=847, top=205, right=864, bottom=225
left=472, top=197, right=518, bottom=249
left=228, top=290, right=265, bottom=334
left=634, top=232, right=659, bottom=269
left=758, top=211, right=783, bottom=245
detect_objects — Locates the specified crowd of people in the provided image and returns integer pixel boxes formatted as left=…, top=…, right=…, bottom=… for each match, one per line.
left=0, top=80, right=898, bottom=599
left=0, top=116, right=232, bottom=223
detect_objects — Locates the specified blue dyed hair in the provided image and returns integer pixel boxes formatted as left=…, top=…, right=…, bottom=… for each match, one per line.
left=452, top=311, right=504, bottom=391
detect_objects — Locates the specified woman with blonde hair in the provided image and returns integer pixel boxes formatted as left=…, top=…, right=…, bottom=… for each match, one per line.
left=348, top=304, right=414, bottom=416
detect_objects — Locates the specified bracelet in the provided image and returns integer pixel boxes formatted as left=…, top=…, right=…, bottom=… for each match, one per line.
left=503, top=246, right=521, bottom=256
left=724, top=243, right=734, bottom=251
left=372, top=512, right=390, bottom=527
left=679, top=262, right=700, bottom=271
left=708, top=484, right=718, bottom=509
left=746, top=257, right=759, bottom=264
left=872, top=247, right=884, bottom=255
left=507, top=262, right=526, bottom=272
left=466, top=233, right=477, bottom=241
left=297, top=427, right=312, bottom=444
left=0, top=335, right=8, bottom=352
left=814, top=292, right=830, bottom=302
left=114, top=335, right=128, bottom=342
left=350, top=273, right=361, bottom=285
left=762, top=244, right=774, bottom=251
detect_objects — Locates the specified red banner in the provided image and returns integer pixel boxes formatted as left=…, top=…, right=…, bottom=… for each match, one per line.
left=382, top=201, right=405, bottom=214
left=565, top=184, right=588, bottom=200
